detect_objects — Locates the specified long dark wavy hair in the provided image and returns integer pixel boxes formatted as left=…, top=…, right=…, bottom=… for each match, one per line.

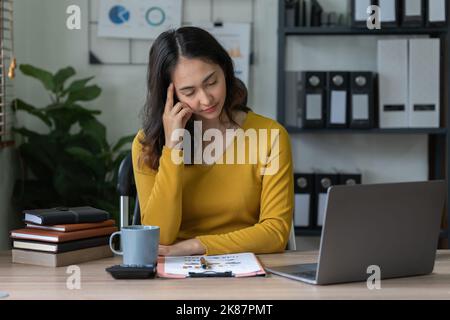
left=139, top=26, right=251, bottom=170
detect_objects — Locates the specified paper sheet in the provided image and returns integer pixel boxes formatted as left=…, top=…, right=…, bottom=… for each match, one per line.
left=306, top=94, right=323, bottom=120
left=317, top=193, right=328, bottom=227
left=330, top=91, right=347, bottom=124
left=429, top=0, right=446, bottom=22
left=379, top=0, right=396, bottom=22
left=163, top=253, right=262, bottom=276
left=195, top=23, right=251, bottom=88
left=98, top=0, right=183, bottom=40
left=352, top=94, right=369, bottom=120
left=354, top=0, right=372, bottom=21
left=294, top=194, right=310, bottom=227
left=405, top=0, right=422, bottom=16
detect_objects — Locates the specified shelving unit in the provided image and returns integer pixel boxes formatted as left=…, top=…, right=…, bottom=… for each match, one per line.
left=284, top=26, right=449, bottom=35
left=277, top=1, right=449, bottom=245
left=0, top=0, right=15, bottom=147
left=285, top=127, right=448, bottom=135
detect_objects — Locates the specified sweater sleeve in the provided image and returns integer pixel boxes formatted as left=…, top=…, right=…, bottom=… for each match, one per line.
left=131, top=131, right=184, bottom=245
left=195, top=125, right=294, bottom=255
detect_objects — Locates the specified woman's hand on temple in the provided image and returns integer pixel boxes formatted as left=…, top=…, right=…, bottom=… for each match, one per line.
left=158, top=238, right=206, bottom=256
left=162, top=83, right=193, bottom=149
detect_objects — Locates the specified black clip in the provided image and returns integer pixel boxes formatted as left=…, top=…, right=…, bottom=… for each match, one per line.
left=188, top=271, right=233, bottom=278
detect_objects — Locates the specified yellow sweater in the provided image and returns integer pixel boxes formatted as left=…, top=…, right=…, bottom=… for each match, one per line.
left=132, top=111, right=294, bottom=255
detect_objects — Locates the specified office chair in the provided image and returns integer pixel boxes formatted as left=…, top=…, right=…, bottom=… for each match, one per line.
left=117, top=154, right=141, bottom=228
left=117, top=153, right=297, bottom=251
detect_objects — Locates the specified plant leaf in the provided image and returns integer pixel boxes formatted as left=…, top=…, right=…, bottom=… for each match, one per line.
left=68, top=85, right=101, bottom=102
left=65, top=146, right=94, bottom=159
left=20, top=64, right=55, bottom=92
left=12, top=127, right=43, bottom=140
left=12, top=180, right=60, bottom=210
left=13, top=99, right=52, bottom=127
left=112, top=134, right=135, bottom=152
left=19, top=140, right=56, bottom=180
left=64, top=132, right=104, bottom=154
left=62, top=76, right=95, bottom=96
left=64, top=146, right=105, bottom=177
left=45, top=107, right=78, bottom=133
left=43, top=102, right=101, bottom=115
left=79, top=116, right=108, bottom=150
left=53, top=67, right=76, bottom=93
left=52, top=168, right=96, bottom=202
left=71, top=104, right=102, bottom=115
left=43, top=103, right=100, bottom=133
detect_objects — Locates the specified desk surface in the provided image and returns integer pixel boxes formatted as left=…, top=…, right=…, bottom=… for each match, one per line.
left=1, top=250, right=450, bottom=300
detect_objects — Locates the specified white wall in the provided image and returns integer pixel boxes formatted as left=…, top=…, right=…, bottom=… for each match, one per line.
left=1, top=0, right=429, bottom=248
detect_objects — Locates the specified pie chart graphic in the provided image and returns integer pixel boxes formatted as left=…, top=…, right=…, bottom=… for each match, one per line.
left=145, top=7, right=166, bottom=27
left=109, top=5, right=130, bottom=25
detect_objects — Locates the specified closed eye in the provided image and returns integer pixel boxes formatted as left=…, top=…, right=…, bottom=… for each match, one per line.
left=182, top=80, right=217, bottom=97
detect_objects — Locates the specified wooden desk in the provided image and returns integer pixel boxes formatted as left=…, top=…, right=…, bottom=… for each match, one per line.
left=1, top=250, right=450, bottom=300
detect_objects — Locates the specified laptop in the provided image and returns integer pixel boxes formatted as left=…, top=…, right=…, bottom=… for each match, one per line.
left=265, top=180, right=446, bottom=285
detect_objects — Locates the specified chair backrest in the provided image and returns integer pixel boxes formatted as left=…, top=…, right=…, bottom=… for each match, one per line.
left=117, top=153, right=296, bottom=250
left=117, top=153, right=140, bottom=227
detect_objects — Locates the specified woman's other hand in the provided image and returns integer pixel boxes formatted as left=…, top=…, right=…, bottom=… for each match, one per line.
left=158, top=238, right=206, bottom=256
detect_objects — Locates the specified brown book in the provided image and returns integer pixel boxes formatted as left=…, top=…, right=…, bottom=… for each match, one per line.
left=13, top=236, right=110, bottom=253
left=12, top=245, right=113, bottom=267
left=25, top=219, right=116, bottom=232
left=10, top=226, right=118, bottom=243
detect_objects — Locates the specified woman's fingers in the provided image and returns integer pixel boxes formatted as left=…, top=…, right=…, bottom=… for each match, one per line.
left=158, top=245, right=170, bottom=256
left=162, top=87, right=193, bottom=149
left=172, top=103, right=192, bottom=120
left=170, top=102, right=183, bottom=115
left=178, top=107, right=193, bottom=124
left=164, top=83, right=174, bottom=113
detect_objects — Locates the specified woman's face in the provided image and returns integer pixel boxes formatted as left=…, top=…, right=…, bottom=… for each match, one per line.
left=172, top=57, right=227, bottom=121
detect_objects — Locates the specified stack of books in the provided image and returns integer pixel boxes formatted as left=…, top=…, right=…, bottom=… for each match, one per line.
left=10, top=206, right=118, bottom=267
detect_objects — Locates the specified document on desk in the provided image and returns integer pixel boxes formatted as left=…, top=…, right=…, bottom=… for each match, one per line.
left=157, top=252, right=266, bottom=278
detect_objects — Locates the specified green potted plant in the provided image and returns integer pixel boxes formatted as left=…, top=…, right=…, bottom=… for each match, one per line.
left=12, top=64, right=134, bottom=224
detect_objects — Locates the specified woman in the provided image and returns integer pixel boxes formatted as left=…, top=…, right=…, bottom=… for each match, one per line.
left=132, top=26, right=294, bottom=256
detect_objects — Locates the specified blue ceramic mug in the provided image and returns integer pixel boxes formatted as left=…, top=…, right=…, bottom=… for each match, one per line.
left=109, top=225, right=160, bottom=267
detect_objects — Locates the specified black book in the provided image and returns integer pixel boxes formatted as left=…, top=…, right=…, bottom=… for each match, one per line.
left=12, top=236, right=110, bottom=253
left=23, top=206, right=110, bottom=225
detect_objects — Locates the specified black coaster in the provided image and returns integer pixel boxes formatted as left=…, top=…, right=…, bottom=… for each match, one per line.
left=106, top=264, right=157, bottom=279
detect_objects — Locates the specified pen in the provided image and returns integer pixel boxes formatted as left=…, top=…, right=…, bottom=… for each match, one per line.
left=189, top=271, right=233, bottom=278
left=200, top=257, right=211, bottom=269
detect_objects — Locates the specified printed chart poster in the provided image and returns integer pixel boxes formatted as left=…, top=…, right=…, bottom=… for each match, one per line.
left=98, top=0, right=182, bottom=39
left=197, top=23, right=251, bottom=88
